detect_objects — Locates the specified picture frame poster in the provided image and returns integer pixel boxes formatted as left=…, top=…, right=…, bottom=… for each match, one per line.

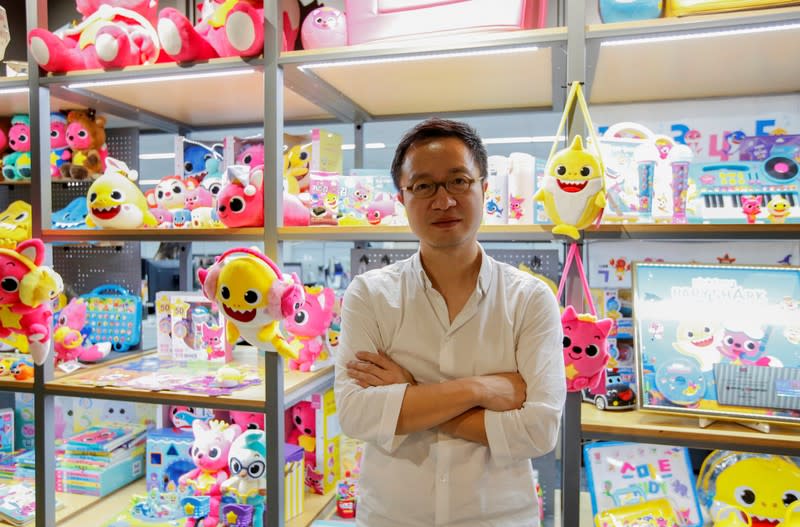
left=633, top=262, right=800, bottom=425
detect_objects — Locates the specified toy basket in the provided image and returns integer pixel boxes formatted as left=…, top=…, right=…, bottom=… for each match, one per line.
left=79, top=284, right=142, bottom=352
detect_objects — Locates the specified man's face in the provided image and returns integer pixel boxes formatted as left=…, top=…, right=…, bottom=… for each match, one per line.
left=397, top=137, right=486, bottom=250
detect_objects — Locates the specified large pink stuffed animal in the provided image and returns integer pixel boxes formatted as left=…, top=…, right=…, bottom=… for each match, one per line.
left=53, top=298, right=111, bottom=364
left=285, top=285, right=335, bottom=372
left=179, top=419, right=241, bottom=527
left=561, top=305, right=612, bottom=395
left=216, top=165, right=263, bottom=228
left=158, top=0, right=300, bottom=63
left=28, top=0, right=164, bottom=73
left=0, top=239, right=64, bottom=365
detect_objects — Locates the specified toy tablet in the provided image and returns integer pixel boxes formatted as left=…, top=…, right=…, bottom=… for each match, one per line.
left=79, top=284, right=142, bottom=352
left=584, top=441, right=703, bottom=527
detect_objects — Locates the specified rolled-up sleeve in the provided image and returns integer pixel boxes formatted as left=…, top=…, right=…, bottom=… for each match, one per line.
left=484, top=283, right=566, bottom=465
left=334, top=275, right=409, bottom=453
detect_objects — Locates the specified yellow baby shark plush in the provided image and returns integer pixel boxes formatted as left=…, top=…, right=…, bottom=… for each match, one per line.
left=86, top=158, right=158, bottom=229
left=534, top=135, right=606, bottom=240
left=0, top=201, right=31, bottom=249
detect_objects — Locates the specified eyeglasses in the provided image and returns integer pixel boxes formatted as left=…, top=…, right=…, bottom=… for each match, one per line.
left=403, top=175, right=480, bottom=199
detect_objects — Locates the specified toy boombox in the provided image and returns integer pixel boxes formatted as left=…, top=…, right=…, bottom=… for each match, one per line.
left=79, top=284, right=142, bottom=352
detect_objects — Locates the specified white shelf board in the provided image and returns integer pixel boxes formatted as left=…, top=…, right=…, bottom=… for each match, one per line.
left=282, top=28, right=566, bottom=117
left=588, top=7, right=800, bottom=103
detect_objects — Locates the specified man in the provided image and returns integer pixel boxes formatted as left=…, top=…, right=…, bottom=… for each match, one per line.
left=334, top=118, right=566, bottom=526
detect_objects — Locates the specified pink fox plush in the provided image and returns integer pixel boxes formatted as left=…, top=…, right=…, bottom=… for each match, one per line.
left=179, top=419, right=241, bottom=527
left=216, top=165, right=264, bottom=228
left=561, top=305, right=612, bottom=394
left=157, top=0, right=300, bottom=63
left=229, top=410, right=265, bottom=431
left=53, top=298, right=111, bottom=364
left=0, top=239, right=64, bottom=365
left=200, top=322, right=225, bottom=359
left=28, top=0, right=164, bottom=73
left=741, top=195, right=762, bottom=224
left=285, top=285, right=336, bottom=372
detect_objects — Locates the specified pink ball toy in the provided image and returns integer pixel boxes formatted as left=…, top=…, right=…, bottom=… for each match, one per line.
left=301, top=7, right=347, bottom=50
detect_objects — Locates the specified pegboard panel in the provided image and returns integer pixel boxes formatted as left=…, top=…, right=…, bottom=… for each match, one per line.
left=0, top=184, right=31, bottom=209
left=51, top=180, right=92, bottom=211
left=351, top=248, right=562, bottom=283
left=52, top=243, right=142, bottom=298
left=105, top=127, right=140, bottom=170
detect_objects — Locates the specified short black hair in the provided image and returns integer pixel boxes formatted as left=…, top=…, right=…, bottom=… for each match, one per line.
left=390, top=117, right=488, bottom=191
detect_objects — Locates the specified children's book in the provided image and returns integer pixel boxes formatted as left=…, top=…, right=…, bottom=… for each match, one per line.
left=67, top=423, right=147, bottom=453
left=0, top=482, right=63, bottom=525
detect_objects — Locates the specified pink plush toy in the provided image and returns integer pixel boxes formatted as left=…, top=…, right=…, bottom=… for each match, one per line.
left=366, top=197, right=396, bottom=225
left=216, top=165, right=264, bottom=228
left=235, top=143, right=264, bottom=168
left=301, top=6, right=347, bottom=50
left=50, top=112, right=72, bottom=180
left=157, top=0, right=299, bottom=63
left=179, top=419, right=241, bottom=527
left=229, top=410, right=264, bottom=431
left=28, top=0, right=164, bottom=73
left=151, top=207, right=173, bottom=228
left=286, top=400, right=319, bottom=489
left=1, top=115, right=31, bottom=181
left=285, top=285, right=335, bottom=372
left=561, top=305, right=612, bottom=394
left=53, top=298, right=111, bottom=364
left=200, top=322, right=225, bottom=359
left=0, top=239, right=64, bottom=365
left=145, top=175, right=193, bottom=210
left=184, top=186, right=214, bottom=211
left=283, top=191, right=310, bottom=227
left=62, top=110, right=108, bottom=180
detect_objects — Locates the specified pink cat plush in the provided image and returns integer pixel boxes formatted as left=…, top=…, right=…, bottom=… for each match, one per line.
left=200, top=322, right=225, bottom=360
left=53, top=298, right=111, bottom=364
left=179, top=419, right=241, bottom=527
left=0, top=239, right=64, bottom=365
left=286, top=400, right=322, bottom=493
left=50, top=112, right=72, bottom=180
left=229, top=410, right=264, bottom=431
left=28, top=0, right=164, bottom=73
left=216, top=165, right=264, bottom=228
left=285, top=285, right=336, bottom=372
left=741, top=195, right=762, bottom=224
left=561, top=305, right=612, bottom=394
left=235, top=143, right=264, bottom=168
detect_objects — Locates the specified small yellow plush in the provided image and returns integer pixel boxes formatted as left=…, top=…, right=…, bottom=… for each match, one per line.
left=0, top=201, right=31, bottom=249
left=85, top=158, right=158, bottom=229
left=534, top=136, right=606, bottom=240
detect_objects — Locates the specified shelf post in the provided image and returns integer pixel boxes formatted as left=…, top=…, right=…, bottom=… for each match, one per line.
left=354, top=122, right=364, bottom=169
left=264, top=351, right=286, bottom=527
left=264, top=0, right=284, bottom=263
left=178, top=242, right=194, bottom=291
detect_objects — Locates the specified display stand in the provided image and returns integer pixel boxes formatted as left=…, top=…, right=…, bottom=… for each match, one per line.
left=698, top=418, right=771, bottom=434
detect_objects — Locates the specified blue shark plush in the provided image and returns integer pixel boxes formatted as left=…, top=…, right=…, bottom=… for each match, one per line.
left=52, top=197, right=89, bottom=229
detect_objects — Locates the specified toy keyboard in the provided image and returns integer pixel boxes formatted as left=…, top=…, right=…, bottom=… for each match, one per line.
left=79, top=285, right=142, bottom=352
left=688, top=162, right=800, bottom=223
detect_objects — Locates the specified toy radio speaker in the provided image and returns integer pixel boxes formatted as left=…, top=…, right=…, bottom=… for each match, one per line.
left=599, top=0, right=663, bottom=23
left=79, top=284, right=142, bottom=352
left=665, top=0, right=800, bottom=17
left=345, top=0, right=547, bottom=45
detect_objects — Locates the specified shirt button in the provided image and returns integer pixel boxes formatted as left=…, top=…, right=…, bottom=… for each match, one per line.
left=440, top=474, right=448, bottom=483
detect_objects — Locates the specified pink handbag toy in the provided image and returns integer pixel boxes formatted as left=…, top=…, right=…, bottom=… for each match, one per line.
left=27, top=0, right=164, bottom=73
left=284, top=285, right=336, bottom=372
left=557, top=244, right=612, bottom=394
left=0, top=239, right=64, bottom=365
left=197, top=247, right=304, bottom=361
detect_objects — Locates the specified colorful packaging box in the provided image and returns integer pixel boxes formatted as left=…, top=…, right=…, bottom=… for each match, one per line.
left=285, top=443, right=305, bottom=521
left=146, top=428, right=194, bottom=493
left=156, top=292, right=228, bottom=362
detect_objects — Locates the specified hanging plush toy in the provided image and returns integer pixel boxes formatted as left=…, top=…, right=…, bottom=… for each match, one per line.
left=198, top=247, right=304, bottom=361
left=86, top=157, right=158, bottom=229
left=533, top=82, right=606, bottom=240
left=0, top=239, right=64, bottom=365
left=561, top=305, right=612, bottom=394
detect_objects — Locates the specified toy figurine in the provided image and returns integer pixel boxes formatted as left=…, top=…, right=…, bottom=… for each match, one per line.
left=284, top=285, right=335, bottom=372
left=740, top=195, right=762, bottom=224
left=53, top=298, right=111, bottom=365
left=179, top=419, right=241, bottom=527
left=221, top=430, right=266, bottom=527
left=85, top=157, right=158, bottom=229
left=0, top=239, right=63, bottom=365
left=198, top=247, right=304, bottom=360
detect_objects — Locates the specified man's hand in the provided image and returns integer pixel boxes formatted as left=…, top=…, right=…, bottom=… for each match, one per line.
left=474, top=372, right=527, bottom=412
left=347, top=350, right=416, bottom=388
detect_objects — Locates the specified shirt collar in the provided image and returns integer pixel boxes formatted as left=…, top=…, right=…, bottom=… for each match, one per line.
left=411, top=244, right=493, bottom=296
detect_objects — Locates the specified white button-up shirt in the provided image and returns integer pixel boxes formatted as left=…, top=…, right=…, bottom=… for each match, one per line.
left=335, top=246, right=566, bottom=526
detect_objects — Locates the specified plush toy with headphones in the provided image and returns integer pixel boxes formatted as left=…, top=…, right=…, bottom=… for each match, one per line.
left=198, top=247, right=304, bottom=361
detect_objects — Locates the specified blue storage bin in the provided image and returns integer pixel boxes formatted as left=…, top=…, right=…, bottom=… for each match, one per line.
left=599, top=0, right=663, bottom=23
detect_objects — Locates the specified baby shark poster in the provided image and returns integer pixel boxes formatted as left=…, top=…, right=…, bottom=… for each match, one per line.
left=633, top=262, right=800, bottom=424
